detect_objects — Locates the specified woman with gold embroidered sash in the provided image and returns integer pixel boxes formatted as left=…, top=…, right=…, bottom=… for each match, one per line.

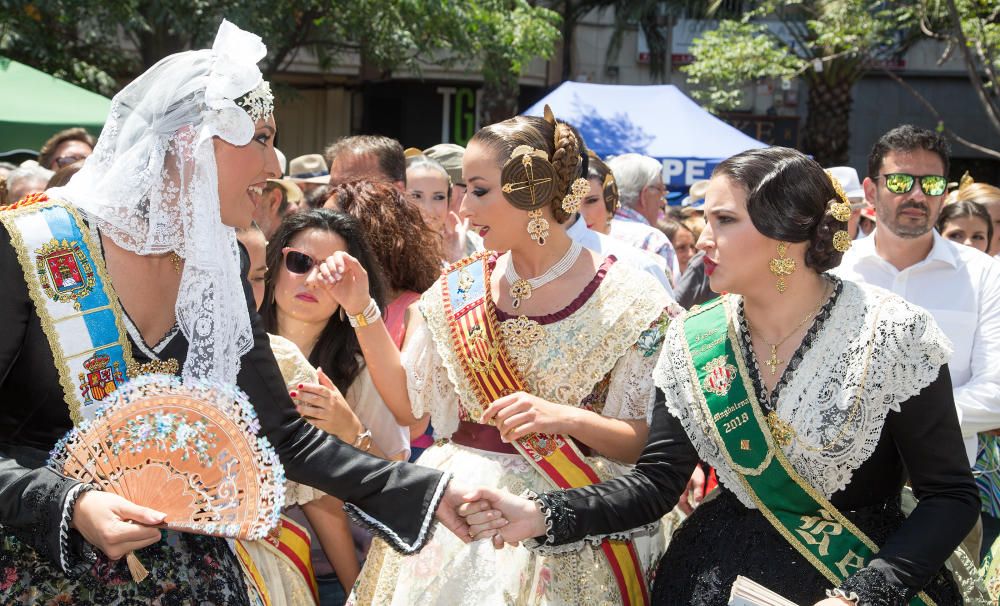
left=0, top=20, right=480, bottom=606
left=462, top=147, right=980, bottom=605
left=311, top=110, right=683, bottom=604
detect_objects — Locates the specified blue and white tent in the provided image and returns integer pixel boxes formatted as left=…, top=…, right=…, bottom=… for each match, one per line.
left=522, top=82, right=767, bottom=191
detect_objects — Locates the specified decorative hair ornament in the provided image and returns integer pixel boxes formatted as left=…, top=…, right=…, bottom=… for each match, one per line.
left=501, top=146, right=558, bottom=211
left=235, top=80, right=274, bottom=123
left=957, top=170, right=974, bottom=192
left=543, top=104, right=557, bottom=125
left=769, top=242, right=797, bottom=293
left=603, top=173, right=620, bottom=213
left=825, top=170, right=853, bottom=253
left=561, top=177, right=590, bottom=214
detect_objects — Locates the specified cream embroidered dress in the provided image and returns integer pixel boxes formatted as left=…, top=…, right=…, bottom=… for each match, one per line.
left=349, top=256, right=682, bottom=605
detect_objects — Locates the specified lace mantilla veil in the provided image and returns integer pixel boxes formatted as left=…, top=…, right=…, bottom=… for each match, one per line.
left=48, top=20, right=274, bottom=385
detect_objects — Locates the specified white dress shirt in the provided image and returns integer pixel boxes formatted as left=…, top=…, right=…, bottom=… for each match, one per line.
left=834, top=230, right=1000, bottom=463
left=567, top=216, right=674, bottom=297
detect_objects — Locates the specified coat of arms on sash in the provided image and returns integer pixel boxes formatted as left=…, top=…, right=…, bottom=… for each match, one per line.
left=703, top=355, right=737, bottom=396
left=78, top=353, right=125, bottom=404
left=35, top=238, right=95, bottom=308
left=465, top=325, right=500, bottom=372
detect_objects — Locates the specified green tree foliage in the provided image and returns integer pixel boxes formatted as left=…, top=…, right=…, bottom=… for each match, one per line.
left=0, top=0, right=560, bottom=122
left=681, top=1, right=919, bottom=165
left=915, top=0, right=1000, bottom=157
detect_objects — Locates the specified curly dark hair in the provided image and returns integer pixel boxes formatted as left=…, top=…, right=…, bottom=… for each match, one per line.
left=325, top=180, right=443, bottom=295
left=868, top=124, right=950, bottom=179
left=713, top=147, right=845, bottom=272
left=260, top=209, right=387, bottom=393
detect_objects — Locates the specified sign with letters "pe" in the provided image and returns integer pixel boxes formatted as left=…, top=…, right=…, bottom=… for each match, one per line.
left=660, top=157, right=719, bottom=189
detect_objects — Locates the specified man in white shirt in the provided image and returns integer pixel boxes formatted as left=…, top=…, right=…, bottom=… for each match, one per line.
left=834, top=125, right=1000, bottom=466
left=565, top=213, right=675, bottom=297
left=606, top=154, right=679, bottom=281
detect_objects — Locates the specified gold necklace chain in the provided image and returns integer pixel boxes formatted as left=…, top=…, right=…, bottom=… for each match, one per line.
left=765, top=297, right=885, bottom=453
left=744, top=283, right=831, bottom=376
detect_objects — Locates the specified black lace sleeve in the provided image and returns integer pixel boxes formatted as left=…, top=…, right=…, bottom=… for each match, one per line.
left=534, top=390, right=698, bottom=545
left=837, top=365, right=979, bottom=602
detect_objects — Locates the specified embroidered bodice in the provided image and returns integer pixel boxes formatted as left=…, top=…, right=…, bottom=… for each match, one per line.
left=655, top=279, right=953, bottom=507
left=404, top=255, right=681, bottom=442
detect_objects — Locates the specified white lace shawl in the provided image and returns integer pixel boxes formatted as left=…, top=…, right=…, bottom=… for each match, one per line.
left=403, top=258, right=680, bottom=443
left=48, top=20, right=269, bottom=385
left=655, top=280, right=953, bottom=508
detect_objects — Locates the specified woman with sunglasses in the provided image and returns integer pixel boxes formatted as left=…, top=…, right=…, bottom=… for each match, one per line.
left=260, top=209, right=410, bottom=604
left=0, top=21, right=474, bottom=605
left=319, top=110, right=681, bottom=605
left=460, top=146, right=979, bottom=605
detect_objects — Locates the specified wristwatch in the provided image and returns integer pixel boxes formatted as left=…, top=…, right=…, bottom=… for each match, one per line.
left=353, top=427, right=373, bottom=452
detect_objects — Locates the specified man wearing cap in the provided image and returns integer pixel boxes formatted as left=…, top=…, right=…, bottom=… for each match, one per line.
left=606, top=153, right=679, bottom=282
left=287, top=153, right=330, bottom=197
left=252, top=148, right=305, bottom=239
left=827, top=166, right=869, bottom=240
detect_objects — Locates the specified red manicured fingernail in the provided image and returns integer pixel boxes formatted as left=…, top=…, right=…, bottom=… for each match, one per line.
left=289, top=391, right=298, bottom=398
left=297, top=384, right=303, bottom=389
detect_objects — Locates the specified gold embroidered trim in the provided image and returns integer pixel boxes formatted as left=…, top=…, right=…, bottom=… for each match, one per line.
left=0, top=199, right=140, bottom=425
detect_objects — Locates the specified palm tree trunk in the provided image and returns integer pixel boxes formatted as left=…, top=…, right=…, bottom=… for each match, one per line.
left=481, top=55, right=520, bottom=126
left=801, top=70, right=855, bottom=166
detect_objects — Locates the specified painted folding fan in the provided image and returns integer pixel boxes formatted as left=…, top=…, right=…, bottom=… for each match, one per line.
left=48, top=374, right=285, bottom=581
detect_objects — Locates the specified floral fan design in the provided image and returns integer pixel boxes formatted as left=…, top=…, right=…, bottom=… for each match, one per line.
left=48, top=374, right=285, bottom=580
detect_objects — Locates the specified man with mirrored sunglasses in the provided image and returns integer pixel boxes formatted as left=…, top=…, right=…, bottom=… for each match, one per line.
left=835, top=125, right=1000, bottom=557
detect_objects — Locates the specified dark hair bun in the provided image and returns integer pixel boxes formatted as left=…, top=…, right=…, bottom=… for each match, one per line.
left=713, top=147, right=846, bottom=273
left=805, top=209, right=845, bottom=272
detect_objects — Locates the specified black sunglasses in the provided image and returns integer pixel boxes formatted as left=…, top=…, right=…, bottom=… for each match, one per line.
left=281, top=247, right=318, bottom=274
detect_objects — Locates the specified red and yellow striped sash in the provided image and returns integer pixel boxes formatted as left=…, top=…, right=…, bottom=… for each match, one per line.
left=442, top=252, right=649, bottom=606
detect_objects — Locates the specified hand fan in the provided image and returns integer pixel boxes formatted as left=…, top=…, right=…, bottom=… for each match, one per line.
left=48, top=374, right=286, bottom=581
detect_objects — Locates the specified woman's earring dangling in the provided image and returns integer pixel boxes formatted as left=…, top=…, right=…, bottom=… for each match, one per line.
left=769, top=242, right=796, bottom=293
left=527, top=210, right=549, bottom=246
left=339, top=306, right=346, bottom=322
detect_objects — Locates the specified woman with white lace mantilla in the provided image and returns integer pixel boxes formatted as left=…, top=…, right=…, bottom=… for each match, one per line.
left=462, top=147, right=980, bottom=605
left=0, top=21, right=476, bottom=605
left=317, top=109, right=682, bottom=604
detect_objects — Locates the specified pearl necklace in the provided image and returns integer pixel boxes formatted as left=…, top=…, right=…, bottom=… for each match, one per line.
left=504, top=241, right=583, bottom=309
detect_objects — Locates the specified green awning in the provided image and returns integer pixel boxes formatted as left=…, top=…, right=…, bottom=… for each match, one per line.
left=0, top=57, right=111, bottom=154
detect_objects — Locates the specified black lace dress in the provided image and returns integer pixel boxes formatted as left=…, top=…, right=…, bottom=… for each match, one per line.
left=532, top=281, right=979, bottom=605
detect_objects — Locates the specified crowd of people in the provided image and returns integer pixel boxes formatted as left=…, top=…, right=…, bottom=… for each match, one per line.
left=1, top=19, right=999, bottom=606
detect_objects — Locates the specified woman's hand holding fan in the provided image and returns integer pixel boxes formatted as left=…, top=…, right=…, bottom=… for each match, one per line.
left=49, top=375, right=286, bottom=582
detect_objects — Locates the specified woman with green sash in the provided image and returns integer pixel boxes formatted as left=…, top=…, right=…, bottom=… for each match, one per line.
left=462, top=147, right=980, bottom=605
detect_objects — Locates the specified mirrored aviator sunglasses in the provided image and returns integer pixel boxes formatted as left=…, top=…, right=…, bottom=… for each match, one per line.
left=281, top=247, right=317, bottom=274
left=880, top=173, right=948, bottom=196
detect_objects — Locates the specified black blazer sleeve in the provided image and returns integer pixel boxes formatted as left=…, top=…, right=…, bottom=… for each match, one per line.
left=840, top=365, right=980, bottom=602
left=235, top=242, right=448, bottom=553
left=0, top=222, right=81, bottom=569
left=539, top=390, right=698, bottom=545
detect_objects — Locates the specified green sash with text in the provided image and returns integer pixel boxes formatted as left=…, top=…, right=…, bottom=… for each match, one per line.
left=681, top=297, right=932, bottom=605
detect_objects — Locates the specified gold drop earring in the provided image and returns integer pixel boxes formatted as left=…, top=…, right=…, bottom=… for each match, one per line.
left=768, top=242, right=796, bottom=293
left=527, top=209, right=549, bottom=246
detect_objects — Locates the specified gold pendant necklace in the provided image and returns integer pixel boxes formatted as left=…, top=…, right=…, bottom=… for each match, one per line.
left=744, top=283, right=830, bottom=376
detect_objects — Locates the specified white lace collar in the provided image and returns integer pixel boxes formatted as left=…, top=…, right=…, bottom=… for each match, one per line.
left=655, top=280, right=952, bottom=507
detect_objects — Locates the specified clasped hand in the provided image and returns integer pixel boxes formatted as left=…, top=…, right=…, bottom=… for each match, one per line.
left=481, top=392, right=570, bottom=443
